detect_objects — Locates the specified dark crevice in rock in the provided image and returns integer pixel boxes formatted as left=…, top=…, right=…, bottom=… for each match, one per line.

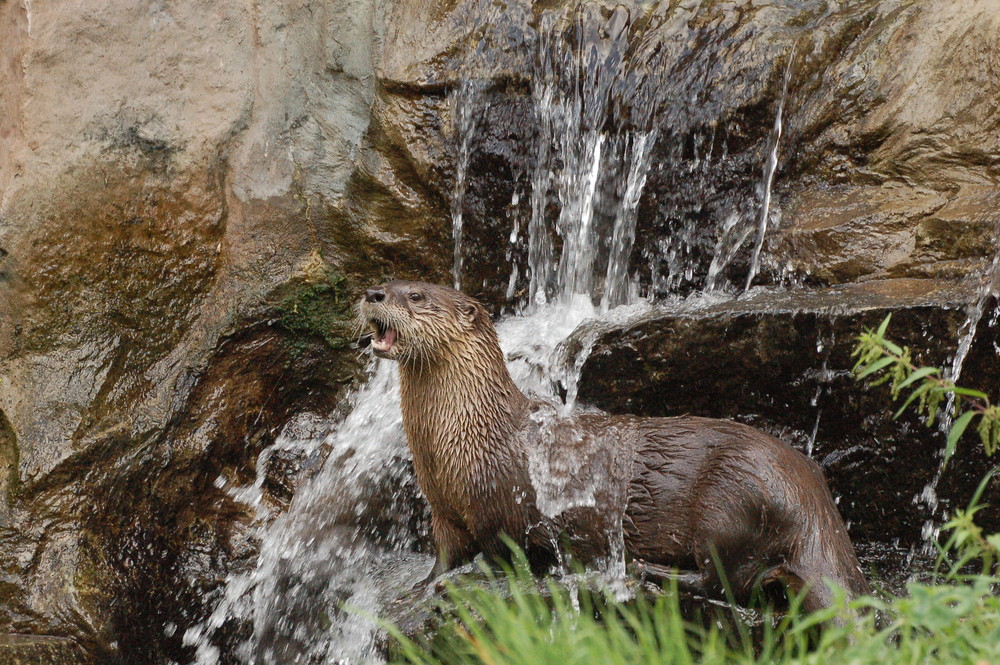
left=0, top=410, right=16, bottom=510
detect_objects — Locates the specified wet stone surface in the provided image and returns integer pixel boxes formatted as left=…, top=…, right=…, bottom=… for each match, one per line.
left=0, top=635, right=86, bottom=665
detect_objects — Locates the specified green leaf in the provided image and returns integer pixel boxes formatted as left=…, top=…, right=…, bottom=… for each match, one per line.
left=968, top=468, right=995, bottom=508
left=897, top=366, right=940, bottom=390
left=944, top=411, right=976, bottom=467
left=978, top=412, right=1000, bottom=457
left=950, top=387, right=990, bottom=400
left=856, top=356, right=896, bottom=380
left=876, top=314, right=892, bottom=338
left=880, top=339, right=904, bottom=356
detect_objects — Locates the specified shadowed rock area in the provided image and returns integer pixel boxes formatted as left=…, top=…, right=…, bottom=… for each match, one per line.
left=1, top=0, right=999, bottom=662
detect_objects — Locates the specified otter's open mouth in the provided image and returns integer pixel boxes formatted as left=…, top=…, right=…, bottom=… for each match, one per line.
left=367, top=318, right=397, bottom=354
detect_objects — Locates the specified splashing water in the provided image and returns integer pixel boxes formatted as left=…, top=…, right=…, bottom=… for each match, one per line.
left=184, top=365, right=429, bottom=664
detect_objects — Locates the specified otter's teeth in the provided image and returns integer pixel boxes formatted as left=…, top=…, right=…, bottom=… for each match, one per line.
left=373, top=328, right=397, bottom=352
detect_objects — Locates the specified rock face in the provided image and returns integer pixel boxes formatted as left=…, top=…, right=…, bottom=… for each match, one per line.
left=0, top=0, right=450, bottom=661
left=375, top=0, right=1000, bottom=302
left=0, top=634, right=86, bottom=665
left=1, top=0, right=999, bottom=662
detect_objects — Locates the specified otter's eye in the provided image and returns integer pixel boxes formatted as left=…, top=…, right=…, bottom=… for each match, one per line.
left=408, top=292, right=423, bottom=303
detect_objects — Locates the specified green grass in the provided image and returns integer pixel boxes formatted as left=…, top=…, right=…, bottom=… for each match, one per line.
left=386, top=559, right=1000, bottom=665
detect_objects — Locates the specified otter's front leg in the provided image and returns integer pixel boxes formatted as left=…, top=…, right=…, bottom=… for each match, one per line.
left=426, top=514, right=477, bottom=581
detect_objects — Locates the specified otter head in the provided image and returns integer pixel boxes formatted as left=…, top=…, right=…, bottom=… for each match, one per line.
left=357, top=281, right=494, bottom=367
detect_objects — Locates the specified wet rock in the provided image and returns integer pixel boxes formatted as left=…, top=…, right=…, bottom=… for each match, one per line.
left=571, top=279, right=1000, bottom=544
left=0, top=0, right=449, bottom=661
left=774, top=185, right=949, bottom=283
left=773, top=2, right=1000, bottom=284
left=0, top=635, right=86, bottom=665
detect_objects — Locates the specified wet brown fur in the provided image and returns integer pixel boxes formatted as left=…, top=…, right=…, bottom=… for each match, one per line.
left=359, top=281, right=871, bottom=611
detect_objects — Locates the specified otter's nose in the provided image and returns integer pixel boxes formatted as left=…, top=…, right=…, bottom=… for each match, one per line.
left=365, top=287, right=386, bottom=303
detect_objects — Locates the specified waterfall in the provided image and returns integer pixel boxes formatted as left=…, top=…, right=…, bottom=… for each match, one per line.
left=523, top=4, right=658, bottom=308
left=183, top=366, right=428, bottom=665
left=601, top=132, right=655, bottom=311
left=183, top=4, right=806, bottom=662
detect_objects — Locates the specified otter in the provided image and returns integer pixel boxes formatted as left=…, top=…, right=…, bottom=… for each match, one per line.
left=358, top=280, right=870, bottom=611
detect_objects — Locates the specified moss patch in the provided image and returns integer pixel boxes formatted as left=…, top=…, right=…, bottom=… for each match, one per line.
left=275, top=265, right=354, bottom=351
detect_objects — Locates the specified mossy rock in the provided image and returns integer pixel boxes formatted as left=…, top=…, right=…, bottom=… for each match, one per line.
left=274, top=261, right=355, bottom=351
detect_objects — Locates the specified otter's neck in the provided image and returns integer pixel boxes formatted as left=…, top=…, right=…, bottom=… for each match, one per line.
left=398, top=335, right=528, bottom=477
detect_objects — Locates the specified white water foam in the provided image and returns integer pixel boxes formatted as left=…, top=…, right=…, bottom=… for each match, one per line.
left=183, top=363, right=428, bottom=665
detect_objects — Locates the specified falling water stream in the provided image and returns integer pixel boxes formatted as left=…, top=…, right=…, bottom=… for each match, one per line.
left=450, top=77, right=482, bottom=290
left=182, top=367, right=422, bottom=665
left=743, top=52, right=793, bottom=293
left=915, top=237, right=1000, bottom=549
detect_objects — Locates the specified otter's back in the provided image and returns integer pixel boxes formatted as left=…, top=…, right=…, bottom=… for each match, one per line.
left=621, top=416, right=864, bottom=593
